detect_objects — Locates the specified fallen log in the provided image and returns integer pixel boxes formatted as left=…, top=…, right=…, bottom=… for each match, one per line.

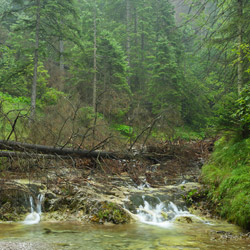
left=0, top=140, right=173, bottom=162
left=0, top=151, right=70, bottom=159
left=0, top=140, right=133, bottom=160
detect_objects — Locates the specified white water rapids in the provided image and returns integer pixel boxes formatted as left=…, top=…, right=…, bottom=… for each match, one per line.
left=23, top=194, right=44, bottom=225
left=23, top=193, right=210, bottom=228
left=134, top=195, right=210, bottom=228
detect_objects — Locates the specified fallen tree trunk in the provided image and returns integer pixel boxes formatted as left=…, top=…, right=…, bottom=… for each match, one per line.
left=0, top=140, right=133, bottom=160
left=0, top=151, right=71, bottom=159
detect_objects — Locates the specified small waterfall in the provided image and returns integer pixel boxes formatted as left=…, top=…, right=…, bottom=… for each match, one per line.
left=29, top=196, right=34, bottom=213
left=36, top=194, right=44, bottom=215
left=23, top=194, right=44, bottom=225
left=135, top=196, right=207, bottom=228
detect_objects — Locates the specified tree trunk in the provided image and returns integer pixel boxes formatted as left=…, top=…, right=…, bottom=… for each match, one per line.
left=59, top=16, right=64, bottom=73
left=134, top=6, right=138, bottom=46
left=93, top=2, right=97, bottom=114
left=0, top=140, right=132, bottom=160
left=0, top=140, right=175, bottom=161
left=237, top=0, right=243, bottom=95
left=0, top=151, right=70, bottom=159
left=141, top=19, right=145, bottom=63
left=59, top=39, right=64, bottom=72
left=30, top=0, right=41, bottom=120
left=126, top=0, right=131, bottom=86
left=92, top=1, right=98, bottom=145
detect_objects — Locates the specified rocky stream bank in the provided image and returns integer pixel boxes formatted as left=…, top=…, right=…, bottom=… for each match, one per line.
left=0, top=140, right=207, bottom=222
left=0, top=139, right=249, bottom=246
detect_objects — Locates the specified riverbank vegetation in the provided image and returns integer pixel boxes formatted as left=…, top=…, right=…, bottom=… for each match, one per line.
left=202, top=85, right=250, bottom=230
left=202, top=136, right=250, bottom=230
left=0, top=0, right=250, bottom=229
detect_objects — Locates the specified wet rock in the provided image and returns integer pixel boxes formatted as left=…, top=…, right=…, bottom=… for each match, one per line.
left=175, top=216, right=193, bottom=223
left=209, top=230, right=250, bottom=241
left=45, top=192, right=57, bottom=200
left=89, top=201, right=131, bottom=224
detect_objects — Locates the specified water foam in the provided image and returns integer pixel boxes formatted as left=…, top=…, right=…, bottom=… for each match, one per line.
left=23, top=194, right=44, bottom=225
left=135, top=196, right=210, bottom=228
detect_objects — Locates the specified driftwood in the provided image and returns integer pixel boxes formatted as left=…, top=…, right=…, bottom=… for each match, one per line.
left=0, top=140, right=133, bottom=160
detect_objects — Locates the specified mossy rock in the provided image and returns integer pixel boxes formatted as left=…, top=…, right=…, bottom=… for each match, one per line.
left=0, top=201, right=26, bottom=222
left=174, top=215, right=204, bottom=224
left=90, top=201, right=131, bottom=224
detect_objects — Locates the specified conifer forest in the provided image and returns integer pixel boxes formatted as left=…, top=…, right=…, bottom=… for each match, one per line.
left=0, top=1, right=249, bottom=249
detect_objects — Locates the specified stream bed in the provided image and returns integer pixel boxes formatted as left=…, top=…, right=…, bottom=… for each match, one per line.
left=0, top=218, right=249, bottom=250
left=0, top=183, right=250, bottom=250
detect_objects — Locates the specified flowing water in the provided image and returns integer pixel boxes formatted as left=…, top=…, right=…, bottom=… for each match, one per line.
left=23, top=194, right=44, bottom=225
left=0, top=220, right=249, bottom=250
left=0, top=194, right=249, bottom=250
left=135, top=196, right=209, bottom=228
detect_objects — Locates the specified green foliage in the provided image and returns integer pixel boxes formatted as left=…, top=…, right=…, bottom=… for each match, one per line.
left=184, top=189, right=198, bottom=206
left=183, top=188, right=208, bottom=206
left=1, top=0, right=249, bottom=139
left=0, top=92, right=30, bottom=107
left=242, top=44, right=250, bottom=74
left=41, top=88, right=65, bottom=106
left=0, top=43, right=50, bottom=98
left=233, top=86, right=250, bottom=138
left=0, top=92, right=29, bottom=138
left=174, top=126, right=205, bottom=140
left=78, top=106, right=103, bottom=127
left=214, top=93, right=238, bottom=131
left=202, top=137, right=250, bottom=229
left=0, top=92, right=29, bottom=122
left=113, top=124, right=135, bottom=139
left=215, top=86, right=250, bottom=138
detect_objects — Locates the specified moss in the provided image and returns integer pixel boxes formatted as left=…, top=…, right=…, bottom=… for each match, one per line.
left=91, top=201, right=130, bottom=224
left=202, top=137, right=250, bottom=229
left=183, top=188, right=208, bottom=206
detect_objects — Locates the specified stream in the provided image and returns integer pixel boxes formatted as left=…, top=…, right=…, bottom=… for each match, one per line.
left=0, top=194, right=249, bottom=250
left=0, top=219, right=249, bottom=250
left=1, top=141, right=249, bottom=249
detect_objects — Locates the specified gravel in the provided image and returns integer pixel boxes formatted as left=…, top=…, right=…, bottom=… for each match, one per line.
left=0, top=241, right=56, bottom=250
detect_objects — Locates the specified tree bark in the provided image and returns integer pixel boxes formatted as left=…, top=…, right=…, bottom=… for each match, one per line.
left=59, top=17, right=64, bottom=73
left=30, top=0, right=41, bottom=120
left=93, top=1, right=97, bottom=114
left=126, top=0, right=131, bottom=86
left=237, top=0, right=243, bottom=95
